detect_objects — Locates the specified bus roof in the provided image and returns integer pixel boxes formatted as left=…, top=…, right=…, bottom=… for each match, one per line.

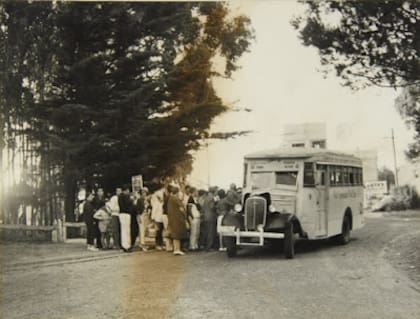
left=244, top=147, right=362, bottom=166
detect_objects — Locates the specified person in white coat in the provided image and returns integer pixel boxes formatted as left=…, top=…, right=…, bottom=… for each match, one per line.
left=118, top=185, right=133, bottom=252
left=151, top=188, right=165, bottom=251
left=187, top=187, right=200, bottom=251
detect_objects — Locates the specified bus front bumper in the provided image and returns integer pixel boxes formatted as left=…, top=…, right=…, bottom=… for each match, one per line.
left=218, top=225, right=285, bottom=246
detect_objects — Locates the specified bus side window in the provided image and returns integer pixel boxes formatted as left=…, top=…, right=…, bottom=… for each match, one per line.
left=336, top=166, right=343, bottom=186
left=330, top=166, right=336, bottom=186
left=343, top=167, right=348, bottom=185
left=316, top=164, right=326, bottom=186
left=349, top=167, right=355, bottom=186
left=304, top=162, right=315, bottom=187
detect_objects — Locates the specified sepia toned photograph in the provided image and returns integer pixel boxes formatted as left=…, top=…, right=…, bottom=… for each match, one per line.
left=0, top=1, right=419, bottom=318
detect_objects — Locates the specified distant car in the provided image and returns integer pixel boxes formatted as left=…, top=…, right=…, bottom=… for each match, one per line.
left=371, top=193, right=411, bottom=212
left=371, top=195, right=395, bottom=212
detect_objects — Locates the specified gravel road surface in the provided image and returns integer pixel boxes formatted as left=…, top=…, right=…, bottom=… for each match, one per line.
left=1, top=211, right=419, bottom=319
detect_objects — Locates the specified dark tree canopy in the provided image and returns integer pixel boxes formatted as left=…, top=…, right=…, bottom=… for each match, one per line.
left=293, top=0, right=419, bottom=89
left=0, top=1, right=254, bottom=221
left=293, top=0, right=419, bottom=158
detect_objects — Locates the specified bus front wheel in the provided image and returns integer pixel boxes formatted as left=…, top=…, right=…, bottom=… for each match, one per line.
left=336, top=215, right=351, bottom=245
left=284, top=223, right=295, bottom=259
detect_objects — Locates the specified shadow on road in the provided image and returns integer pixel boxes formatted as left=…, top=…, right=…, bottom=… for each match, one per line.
left=230, top=237, right=358, bottom=260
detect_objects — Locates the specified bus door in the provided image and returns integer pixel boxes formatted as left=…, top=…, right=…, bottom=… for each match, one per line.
left=315, top=164, right=328, bottom=236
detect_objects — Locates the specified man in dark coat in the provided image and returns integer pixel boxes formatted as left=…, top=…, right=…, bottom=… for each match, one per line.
left=83, top=193, right=98, bottom=251
left=201, top=186, right=218, bottom=251
left=92, top=188, right=106, bottom=249
left=118, top=185, right=133, bottom=252
left=130, top=191, right=143, bottom=247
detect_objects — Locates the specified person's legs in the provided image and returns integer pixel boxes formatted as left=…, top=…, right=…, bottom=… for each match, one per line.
left=217, top=215, right=226, bottom=251
left=205, top=219, right=216, bottom=251
left=105, top=231, right=111, bottom=249
left=199, top=220, right=207, bottom=250
left=155, top=222, right=163, bottom=250
left=130, top=215, right=139, bottom=247
left=85, top=221, right=98, bottom=251
left=189, top=218, right=199, bottom=250
left=100, top=232, right=107, bottom=249
left=119, top=213, right=131, bottom=251
left=94, top=219, right=103, bottom=249
left=139, top=214, right=147, bottom=248
left=162, top=215, right=173, bottom=251
left=85, top=221, right=95, bottom=246
left=173, top=239, right=185, bottom=255
left=111, top=216, right=121, bottom=249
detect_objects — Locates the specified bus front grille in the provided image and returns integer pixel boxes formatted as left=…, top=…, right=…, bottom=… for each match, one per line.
left=244, top=196, right=267, bottom=231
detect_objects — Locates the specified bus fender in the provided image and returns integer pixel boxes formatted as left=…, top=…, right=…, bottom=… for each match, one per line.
left=221, top=211, right=243, bottom=229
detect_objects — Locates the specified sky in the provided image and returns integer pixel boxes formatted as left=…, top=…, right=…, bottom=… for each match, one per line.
left=188, top=0, right=415, bottom=189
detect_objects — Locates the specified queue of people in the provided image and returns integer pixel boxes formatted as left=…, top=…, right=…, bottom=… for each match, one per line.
left=81, top=183, right=242, bottom=255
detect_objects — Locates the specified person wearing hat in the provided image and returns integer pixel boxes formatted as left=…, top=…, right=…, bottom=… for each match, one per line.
left=167, top=184, right=188, bottom=255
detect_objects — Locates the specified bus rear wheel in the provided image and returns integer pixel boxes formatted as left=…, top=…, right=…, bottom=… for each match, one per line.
left=284, top=223, right=295, bottom=259
left=225, top=237, right=237, bottom=257
left=336, top=215, right=351, bottom=245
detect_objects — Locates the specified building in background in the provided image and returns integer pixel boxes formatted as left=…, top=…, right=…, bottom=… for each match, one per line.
left=282, top=122, right=326, bottom=149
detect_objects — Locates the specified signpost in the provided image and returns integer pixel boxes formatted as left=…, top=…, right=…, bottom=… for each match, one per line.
left=131, top=175, right=143, bottom=192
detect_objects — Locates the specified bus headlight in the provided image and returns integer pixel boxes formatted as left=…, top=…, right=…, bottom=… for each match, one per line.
left=269, top=204, right=276, bottom=213
left=234, top=203, right=242, bottom=213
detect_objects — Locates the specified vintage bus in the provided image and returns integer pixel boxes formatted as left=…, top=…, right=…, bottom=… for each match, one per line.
left=218, top=147, right=364, bottom=258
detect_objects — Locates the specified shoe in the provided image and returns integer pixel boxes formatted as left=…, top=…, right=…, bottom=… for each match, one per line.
left=156, top=245, right=163, bottom=251
left=88, top=246, right=99, bottom=252
left=173, top=250, right=185, bottom=256
left=141, top=246, right=149, bottom=252
left=219, top=247, right=227, bottom=252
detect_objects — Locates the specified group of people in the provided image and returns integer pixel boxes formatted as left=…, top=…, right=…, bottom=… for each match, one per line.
left=82, top=183, right=242, bottom=256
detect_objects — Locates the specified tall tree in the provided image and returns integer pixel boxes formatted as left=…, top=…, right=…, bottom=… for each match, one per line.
left=0, top=2, right=254, bottom=222
left=293, top=1, right=419, bottom=156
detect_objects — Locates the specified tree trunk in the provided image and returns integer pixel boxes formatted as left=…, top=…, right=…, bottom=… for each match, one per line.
left=64, top=172, right=77, bottom=222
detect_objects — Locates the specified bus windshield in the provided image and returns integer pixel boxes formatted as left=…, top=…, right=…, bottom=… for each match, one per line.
left=275, top=171, right=298, bottom=186
left=251, top=172, right=272, bottom=189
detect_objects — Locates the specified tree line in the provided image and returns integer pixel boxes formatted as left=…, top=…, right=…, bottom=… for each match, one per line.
left=0, top=2, right=254, bottom=224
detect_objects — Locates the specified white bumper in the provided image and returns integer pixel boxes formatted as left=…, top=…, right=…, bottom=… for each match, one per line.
left=218, top=225, right=285, bottom=246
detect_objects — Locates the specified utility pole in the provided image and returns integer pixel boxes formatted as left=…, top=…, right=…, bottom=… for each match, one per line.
left=391, top=129, right=399, bottom=186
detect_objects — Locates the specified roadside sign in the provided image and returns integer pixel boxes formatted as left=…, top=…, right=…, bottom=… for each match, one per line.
left=365, top=181, right=388, bottom=197
left=131, top=175, right=143, bottom=192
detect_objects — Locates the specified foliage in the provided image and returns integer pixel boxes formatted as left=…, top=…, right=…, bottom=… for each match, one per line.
left=0, top=2, right=254, bottom=221
left=293, top=0, right=419, bottom=158
left=292, top=0, right=419, bottom=89
left=395, top=84, right=420, bottom=158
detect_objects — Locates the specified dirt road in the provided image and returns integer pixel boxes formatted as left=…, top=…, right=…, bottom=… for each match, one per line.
left=1, top=212, right=420, bottom=319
